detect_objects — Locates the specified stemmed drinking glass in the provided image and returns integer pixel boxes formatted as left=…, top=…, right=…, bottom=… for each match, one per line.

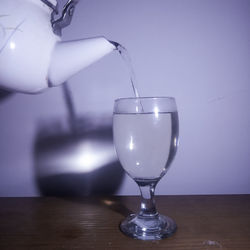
left=113, top=97, right=179, bottom=240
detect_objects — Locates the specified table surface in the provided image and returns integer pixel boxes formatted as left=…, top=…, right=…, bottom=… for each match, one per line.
left=0, top=195, right=249, bottom=249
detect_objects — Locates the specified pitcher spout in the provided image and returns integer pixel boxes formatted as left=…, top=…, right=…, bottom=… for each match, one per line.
left=48, top=36, right=116, bottom=87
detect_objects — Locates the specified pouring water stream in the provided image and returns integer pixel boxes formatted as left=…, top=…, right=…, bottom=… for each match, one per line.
left=110, top=41, right=144, bottom=112
left=64, top=41, right=144, bottom=133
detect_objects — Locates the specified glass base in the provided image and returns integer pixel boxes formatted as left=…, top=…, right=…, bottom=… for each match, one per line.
left=120, top=213, right=177, bottom=240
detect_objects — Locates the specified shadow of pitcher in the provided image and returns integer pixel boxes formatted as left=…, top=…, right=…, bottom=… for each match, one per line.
left=33, top=115, right=124, bottom=196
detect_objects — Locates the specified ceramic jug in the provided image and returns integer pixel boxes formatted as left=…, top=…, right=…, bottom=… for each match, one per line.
left=0, top=0, right=116, bottom=93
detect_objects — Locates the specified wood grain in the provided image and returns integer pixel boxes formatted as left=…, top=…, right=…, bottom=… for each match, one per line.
left=0, top=195, right=249, bottom=249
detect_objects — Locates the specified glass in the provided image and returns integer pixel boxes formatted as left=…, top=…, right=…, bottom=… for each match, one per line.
left=113, top=97, right=179, bottom=240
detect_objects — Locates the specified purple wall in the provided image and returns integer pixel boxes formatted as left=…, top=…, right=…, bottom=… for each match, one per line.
left=0, top=0, right=250, bottom=196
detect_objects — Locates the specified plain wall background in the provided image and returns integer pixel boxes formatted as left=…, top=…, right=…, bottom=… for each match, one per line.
left=0, top=0, right=250, bottom=196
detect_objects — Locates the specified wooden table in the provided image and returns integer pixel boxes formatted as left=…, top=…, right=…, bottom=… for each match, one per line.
left=0, top=195, right=249, bottom=249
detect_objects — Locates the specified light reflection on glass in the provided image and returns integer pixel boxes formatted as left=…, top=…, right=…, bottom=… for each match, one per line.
left=10, top=41, right=16, bottom=50
left=154, top=106, right=159, bottom=119
left=129, top=136, right=134, bottom=151
left=174, top=137, right=178, bottom=147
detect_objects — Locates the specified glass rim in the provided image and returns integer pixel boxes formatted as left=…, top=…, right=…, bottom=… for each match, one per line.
left=114, top=96, right=176, bottom=103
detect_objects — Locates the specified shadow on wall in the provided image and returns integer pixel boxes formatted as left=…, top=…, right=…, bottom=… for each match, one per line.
left=33, top=115, right=124, bottom=196
left=0, top=89, right=13, bottom=102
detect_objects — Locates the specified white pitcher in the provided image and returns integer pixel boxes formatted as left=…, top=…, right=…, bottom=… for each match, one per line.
left=0, top=0, right=116, bottom=93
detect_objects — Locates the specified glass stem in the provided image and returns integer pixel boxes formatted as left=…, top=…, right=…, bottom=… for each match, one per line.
left=137, top=180, right=158, bottom=218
